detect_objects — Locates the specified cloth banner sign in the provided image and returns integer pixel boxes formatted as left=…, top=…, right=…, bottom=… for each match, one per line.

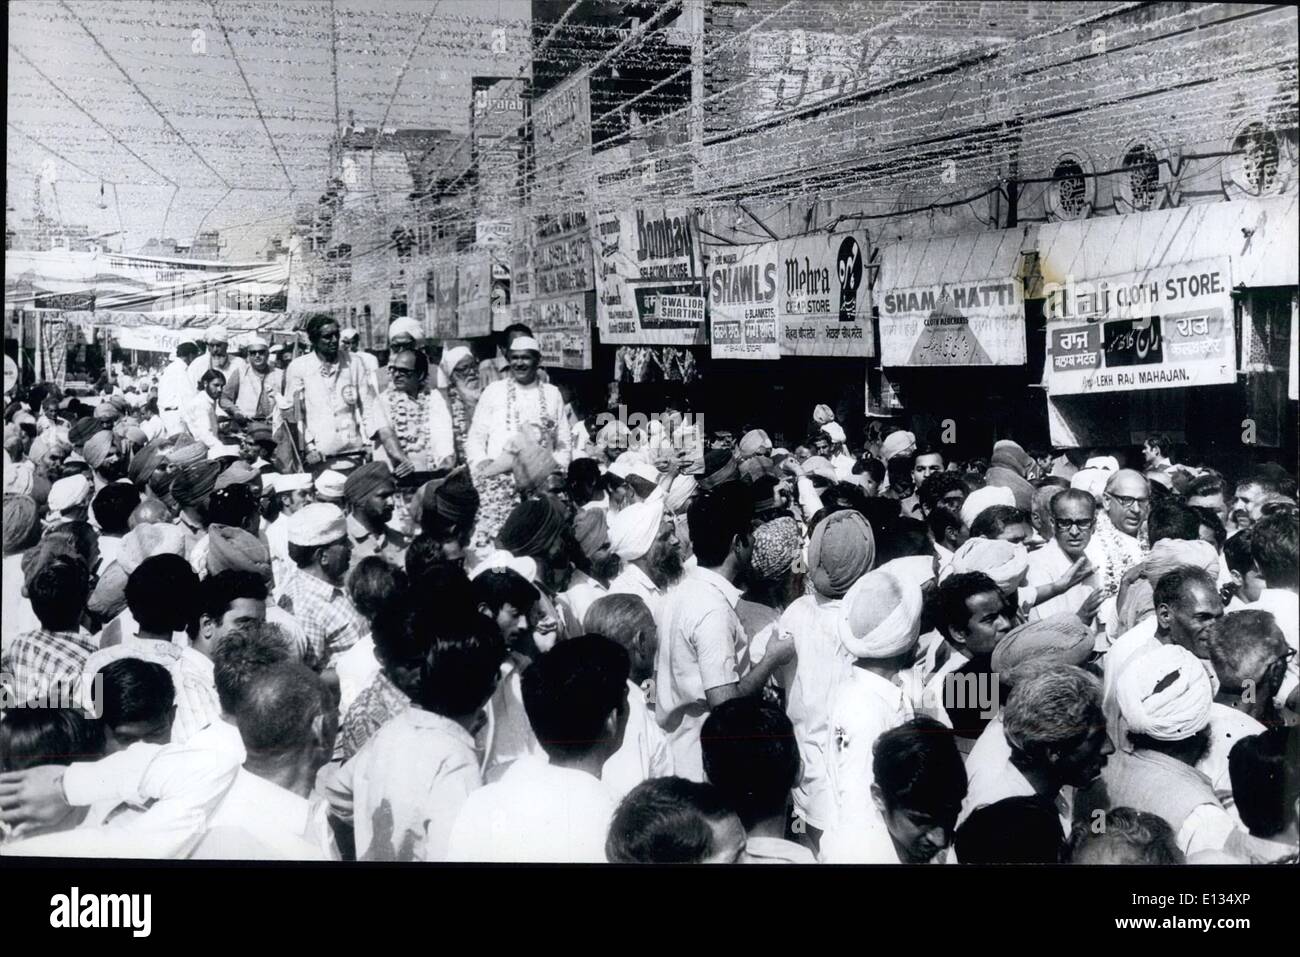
left=457, top=254, right=492, bottom=338
left=708, top=243, right=780, bottom=359
left=426, top=261, right=459, bottom=340
left=594, top=206, right=707, bottom=346
left=1045, top=257, right=1235, bottom=395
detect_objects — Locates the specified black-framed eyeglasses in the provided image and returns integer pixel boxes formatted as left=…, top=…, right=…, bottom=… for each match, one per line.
left=246, top=349, right=268, bottom=356
left=1107, top=493, right=1149, bottom=510
left=1053, top=517, right=1095, bottom=530
left=388, top=366, right=418, bottom=378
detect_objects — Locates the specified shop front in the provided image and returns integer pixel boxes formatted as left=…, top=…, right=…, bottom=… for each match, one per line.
left=871, top=227, right=1043, bottom=458
left=1039, top=195, right=1298, bottom=471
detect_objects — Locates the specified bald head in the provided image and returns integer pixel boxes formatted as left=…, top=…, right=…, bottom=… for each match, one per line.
left=1103, top=469, right=1149, bottom=537
left=129, top=497, right=172, bottom=529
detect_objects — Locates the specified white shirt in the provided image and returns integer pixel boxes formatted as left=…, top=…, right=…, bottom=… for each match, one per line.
left=1026, top=539, right=1098, bottom=621
left=600, top=680, right=675, bottom=800
left=1198, top=703, right=1266, bottom=797
left=824, top=666, right=916, bottom=839
left=778, top=592, right=853, bottom=831
left=960, top=717, right=1070, bottom=834
left=285, top=351, right=388, bottom=458
left=0, top=741, right=239, bottom=859
left=182, top=390, right=221, bottom=449
left=446, top=756, right=615, bottom=863
left=559, top=569, right=607, bottom=631
left=193, top=769, right=338, bottom=861
left=1249, top=588, right=1299, bottom=705
left=157, top=358, right=192, bottom=414
left=333, top=635, right=381, bottom=717
left=465, top=377, right=572, bottom=468
left=654, top=566, right=745, bottom=782
left=820, top=813, right=908, bottom=864
left=325, top=706, right=480, bottom=862
left=607, top=562, right=665, bottom=621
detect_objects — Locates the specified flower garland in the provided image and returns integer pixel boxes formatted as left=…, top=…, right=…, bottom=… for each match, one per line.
left=505, top=378, right=556, bottom=446
left=385, top=386, right=428, bottom=456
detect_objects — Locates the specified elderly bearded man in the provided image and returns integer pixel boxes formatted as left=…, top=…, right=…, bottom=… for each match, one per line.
left=188, top=326, right=246, bottom=391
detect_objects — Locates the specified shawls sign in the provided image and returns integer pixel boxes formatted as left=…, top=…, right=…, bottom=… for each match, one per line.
left=594, top=206, right=707, bottom=346
left=708, top=244, right=780, bottom=359
left=1045, top=257, right=1235, bottom=395
left=779, top=232, right=873, bottom=356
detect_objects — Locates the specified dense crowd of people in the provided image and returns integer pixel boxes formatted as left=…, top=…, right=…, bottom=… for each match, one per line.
left=1, top=313, right=1297, bottom=864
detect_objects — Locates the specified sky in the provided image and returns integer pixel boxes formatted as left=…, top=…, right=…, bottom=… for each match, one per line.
left=7, top=0, right=533, bottom=258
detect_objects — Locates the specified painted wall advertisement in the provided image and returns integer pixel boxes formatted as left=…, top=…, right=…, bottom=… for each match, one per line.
left=708, top=243, right=780, bottom=360
left=426, top=260, right=458, bottom=340
left=593, top=205, right=707, bottom=346
left=1045, top=257, right=1235, bottom=395
left=779, top=232, right=873, bottom=356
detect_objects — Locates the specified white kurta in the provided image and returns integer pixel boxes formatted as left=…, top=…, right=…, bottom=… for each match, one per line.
left=465, top=378, right=572, bottom=468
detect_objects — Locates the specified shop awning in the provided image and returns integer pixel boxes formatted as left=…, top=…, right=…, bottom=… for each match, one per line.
left=1037, top=197, right=1297, bottom=400
left=873, top=227, right=1030, bottom=367
left=1036, top=195, right=1298, bottom=289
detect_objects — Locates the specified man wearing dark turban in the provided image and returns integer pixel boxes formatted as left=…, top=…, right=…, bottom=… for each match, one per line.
left=343, top=460, right=409, bottom=565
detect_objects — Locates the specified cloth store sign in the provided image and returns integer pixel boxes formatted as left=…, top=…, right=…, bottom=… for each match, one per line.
left=1045, top=257, right=1235, bottom=394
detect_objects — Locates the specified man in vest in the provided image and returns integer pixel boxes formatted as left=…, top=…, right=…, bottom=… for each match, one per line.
left=1084, top=643, right=1243, bottom=859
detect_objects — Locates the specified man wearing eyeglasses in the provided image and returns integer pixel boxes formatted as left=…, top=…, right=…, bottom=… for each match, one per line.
left=1025, top=488, right=1103, bottom=623
left=219, top=336, right=284, bottom=427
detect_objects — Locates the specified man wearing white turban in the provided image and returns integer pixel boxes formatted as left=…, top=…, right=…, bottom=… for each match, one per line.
left=960, top=485, right=1015, bottom=529
left=819, top=571, right=925, bottom=862
left=607, top=499, right=682, bottom=619
left=945, top=536, right=1031, bottom=610
left=188, top=325, right=247, bottom=390
left=1103, top=566, right=1223, bottom=733
left=1085, top=643, right=1241, bottom=857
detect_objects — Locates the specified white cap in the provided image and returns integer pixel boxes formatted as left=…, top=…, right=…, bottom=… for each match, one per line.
left=388, top=317, right=422, bottom=341
left=286, top=502, right=347, bottom=547
left=469, top=549, right=539, bottom=587
left=314, top=469, right=346, bottom=501
left=609, top=459, right=660, bottom=485
left=340, top=327, right=360, bottom=341
left=508, top=336, right=542, bottom=354
left=205, top=326, right=229, bottom=344
left=244, top=336, right=269, bottom=350
left=207, top=445, right=242, bottom=461
left=273, top=472, right=314, bottom=494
